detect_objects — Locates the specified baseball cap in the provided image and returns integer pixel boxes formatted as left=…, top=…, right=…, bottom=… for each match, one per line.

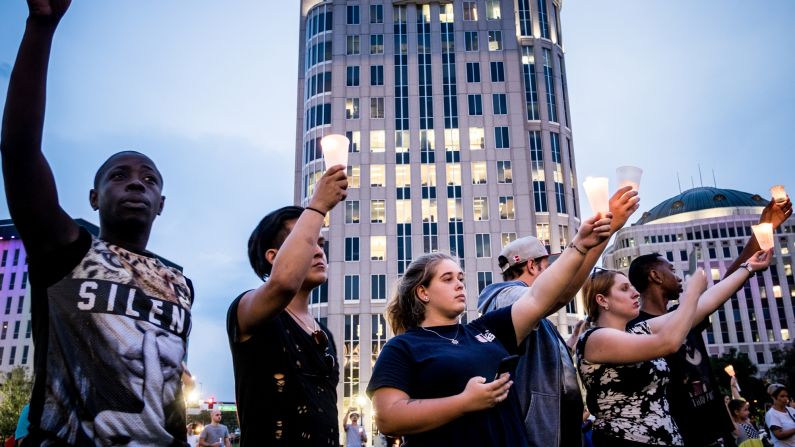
left=498, top=236, right=549, bottom=273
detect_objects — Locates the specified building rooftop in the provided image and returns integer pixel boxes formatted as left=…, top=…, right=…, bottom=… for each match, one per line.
left=635, top=187, right=768, bottom=225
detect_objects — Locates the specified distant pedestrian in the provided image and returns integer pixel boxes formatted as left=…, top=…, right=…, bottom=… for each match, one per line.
left=343, top=408, right=367, bottom=447
left=199, top=410, right=231, bottom=447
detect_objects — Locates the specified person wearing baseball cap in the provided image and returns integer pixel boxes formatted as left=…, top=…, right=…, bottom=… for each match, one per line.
left=476, top=187, right=640, bottom=447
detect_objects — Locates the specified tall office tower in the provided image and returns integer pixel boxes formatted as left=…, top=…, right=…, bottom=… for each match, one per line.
left=294, top=0, right=580, bottom=431
left=603, top=187, right=795, bottom=374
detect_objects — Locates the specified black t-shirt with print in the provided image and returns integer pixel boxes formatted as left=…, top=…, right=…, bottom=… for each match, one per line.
left=227, top=293, right=339, bottom=447
left=26, top=226, right=193, bottom=446
left=366, top=306, right=527, bottom=447
left=630, top=310, right=734, bottom=446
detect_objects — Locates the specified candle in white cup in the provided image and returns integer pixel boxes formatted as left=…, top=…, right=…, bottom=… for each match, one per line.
left=770, top=185, right=787, bottom=203
left=583, top=177, right=610, bottom=216
left=723, top=365, right=735, bottom=377
left=320, top=134, right=350, bottom=171
left=616, top=165, right=643, bottom=191
left=751, top=223, right=774, bottom=251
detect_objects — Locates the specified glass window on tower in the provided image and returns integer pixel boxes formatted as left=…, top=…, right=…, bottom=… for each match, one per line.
left=464, top=31, right=479, bottom=51
left=395, top=165, right=411, bottom=188
left=473, top=197, right=489, bottom=221
left=345, top=200, right=360, bottom=224
left=488, top=31, right=502, bottom=51
left=370, top=98, right=385, bottom=119
left=370, top=130, right=386, bottom=152
left=345, top=98, right=359, bottom=119
left=501, top=232, right=517, bottom=247
left=475, top=234, right=492, bottom=258
left=471, top=162, right=487, bottom=184
left=370, top=165, right=385, bottom=187
left=485, top=0, right=501, bottom=20
left=492, top=94, right=507, bottom=115
left=468, top=94, right=483, bottom=115
left=469, top=127, right=485, bottom=150
left=463, top=2, right=478, bottom=21
left=346, top=66, right=360, bottom=86
left=347, top=165, right=360, bottom=188
left=346, top=35, right=360, bottom=55
left=370, top=34, right=384, bottom=54
left=346, top=5, right=360, bottom=25
left=497, top=161, right=512, bottom=183
left=499, top=196, right=515, bottom=220
left=371, top=236, right=386, bottom=261
left=371, top=200, right=386, bottom=223
left=370, top=4, right=383, bottom=24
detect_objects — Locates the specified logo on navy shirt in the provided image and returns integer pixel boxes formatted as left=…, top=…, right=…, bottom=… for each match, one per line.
left=475, top=330, right=496, bottom=343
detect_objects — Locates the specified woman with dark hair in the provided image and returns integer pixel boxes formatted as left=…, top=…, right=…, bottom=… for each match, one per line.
left=367, top=214, right=613, bottom=447
left=226, top=165, right=347, bottom=446
left=576, top=249, right=771, bottom=447
left=765, top=384, right=795, bottom=446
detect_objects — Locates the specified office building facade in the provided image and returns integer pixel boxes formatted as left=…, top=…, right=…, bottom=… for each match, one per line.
left=293, top=0, right=581, bottom=432
left=603, top=187, right=795, bottom=373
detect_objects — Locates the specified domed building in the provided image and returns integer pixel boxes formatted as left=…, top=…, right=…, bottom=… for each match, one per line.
left=603, top=187, right=795, bottom=372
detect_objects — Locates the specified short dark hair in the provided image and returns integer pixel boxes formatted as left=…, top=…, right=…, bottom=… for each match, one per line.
left=93, top=150, right=161, bottom=189
left=628, top=253, right=664, bottom=293
left=247, top=206, right=304, bottom=280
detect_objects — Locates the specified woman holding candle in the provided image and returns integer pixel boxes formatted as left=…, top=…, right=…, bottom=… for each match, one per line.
left=577, top=249, right=771, bottom=447
left=367, top=214, right=613, bottom=447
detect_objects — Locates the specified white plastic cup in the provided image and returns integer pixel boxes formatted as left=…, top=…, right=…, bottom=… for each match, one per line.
left=616, top=165, right=643, bottom=191
left=770, top=185, right=787, bottom=204
left=320, top=134, right=350, bottom=171
left=751, top=223, right=774, bottom=251
left=583, top=177, right=610, bottom=216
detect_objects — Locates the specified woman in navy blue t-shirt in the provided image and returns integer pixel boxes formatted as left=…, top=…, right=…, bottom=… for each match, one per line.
left=367, top=214, right=613, bottom=447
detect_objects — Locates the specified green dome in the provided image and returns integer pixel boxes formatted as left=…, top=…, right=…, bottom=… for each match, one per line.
left=636, top=187, right=767, bottom=225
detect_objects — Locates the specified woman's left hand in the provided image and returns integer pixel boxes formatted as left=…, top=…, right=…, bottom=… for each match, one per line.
left=572, top=214, right=613, bottom=250
left=746, top=249, right=773, bottom=272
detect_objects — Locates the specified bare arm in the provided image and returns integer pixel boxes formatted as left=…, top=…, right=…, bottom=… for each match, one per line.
left=236, top=166, right=347, bottom=340
left=372, top=375, right=512, bottom=435
left=584, top=270, right=707, bottom=364
left=511, top=214, right=613, bottom=344
left=551, top=187, right=640, bottom=315
left=1, top=0, right=79, bottom=254
left=694, top=249, right=771, bottom=323
left=725, top=198, right=791, bottom=277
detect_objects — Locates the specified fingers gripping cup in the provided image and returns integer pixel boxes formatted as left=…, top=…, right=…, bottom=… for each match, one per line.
left=583, top=177, right=610, bottom=217
left=751, top=223, right=774, bottom=251
left=320, top=134, right=350, bottom=171
left=770, top=185, right=787, bottom=204
left=616, top=166, right=643, bottom=191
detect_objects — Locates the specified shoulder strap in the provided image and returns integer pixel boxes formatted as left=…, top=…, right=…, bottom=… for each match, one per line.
left=575, top=326, right=601, bottom=357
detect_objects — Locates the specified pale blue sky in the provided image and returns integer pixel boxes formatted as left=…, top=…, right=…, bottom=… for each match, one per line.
left=1, top=1, right=793, bottom=401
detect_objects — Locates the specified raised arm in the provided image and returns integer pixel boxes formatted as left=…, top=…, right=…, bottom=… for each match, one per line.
left=584, top=270, right=707, bottom=364
left=725, top=198, right=791, bottom=277
left=694, top=249, right=771, bottom=323
left=1, top=0, right=79, bottom=254
left=372, top=374, right=512, bottom=435
left=511, top=214, right=613, bottom=344
left=551, top=187, right=639, bottom=314
left=236, top=166, right=347, bottom=339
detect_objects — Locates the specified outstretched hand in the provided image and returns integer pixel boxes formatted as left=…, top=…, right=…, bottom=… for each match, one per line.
left=746, top=249, right=773, bottom=272
left=27, top=0, right=71, bottom=24
left=760, top=197, right=792, bottom=230
left=609, top=186, right=640, bottom=233
left=572, top=214, right=613, bottom=250
left=683, top=268, right=708, bottom=302
left=308, top=165, right=348, bottom=214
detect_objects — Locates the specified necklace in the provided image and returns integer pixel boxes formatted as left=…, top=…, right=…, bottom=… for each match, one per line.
left=285, top=306, right=319, bottom=334
left=421, top=325, right=460, bottom=345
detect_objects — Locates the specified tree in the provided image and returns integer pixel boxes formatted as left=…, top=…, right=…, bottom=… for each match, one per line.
left=0, top=367, right=33, bottom=441
left=768, top=340, right=795, bottom=390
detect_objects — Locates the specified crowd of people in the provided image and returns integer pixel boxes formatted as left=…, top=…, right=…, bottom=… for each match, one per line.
left=1, top=1, right=793, bottom=447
